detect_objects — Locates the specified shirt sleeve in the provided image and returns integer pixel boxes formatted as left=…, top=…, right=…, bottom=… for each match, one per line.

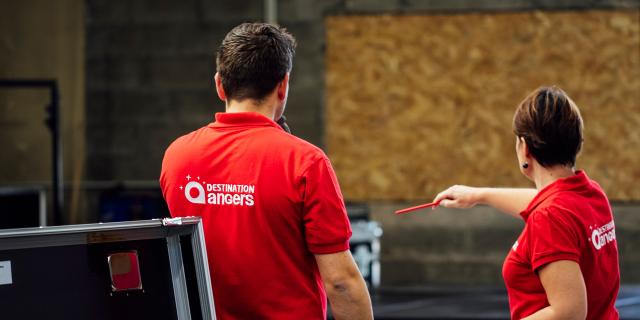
left=301, top=155, right=352, bottom=254
left=528, top=207, right=581, bottom=272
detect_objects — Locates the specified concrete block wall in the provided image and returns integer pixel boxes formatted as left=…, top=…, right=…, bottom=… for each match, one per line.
left=371, top=203, right=640, bottom=286
left=85, top=0, right=338, bottom=181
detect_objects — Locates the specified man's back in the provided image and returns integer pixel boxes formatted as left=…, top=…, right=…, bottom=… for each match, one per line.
left=160, top=112, right=352, bottom=319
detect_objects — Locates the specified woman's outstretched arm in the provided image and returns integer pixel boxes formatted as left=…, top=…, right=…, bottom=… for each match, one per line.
left=433, top=186, right=538, bottom=218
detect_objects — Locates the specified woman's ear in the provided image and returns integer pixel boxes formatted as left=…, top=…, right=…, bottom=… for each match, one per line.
left=520, top=137, right=531, bottom=158
left=214, top=73, right=226, bottom=101
left=516, top=136, right=530, bottom=162
left=517, top=136, right=532, bottom=172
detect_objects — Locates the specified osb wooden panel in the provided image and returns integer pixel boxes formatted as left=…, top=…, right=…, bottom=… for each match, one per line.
left=325, top=10, right=640, bottom=201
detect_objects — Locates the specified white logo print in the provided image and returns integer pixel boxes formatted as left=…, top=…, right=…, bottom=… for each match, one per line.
left=180, top=174, right=255, bottom=207
left=184, top=181, right=206, bottom=204
left=512, top=240, right=519, bottom=252
left=590, top=220, right=616, bottom=250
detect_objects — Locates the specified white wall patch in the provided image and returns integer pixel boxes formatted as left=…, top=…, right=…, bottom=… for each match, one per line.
left=0, top=260, right=12, bottom=285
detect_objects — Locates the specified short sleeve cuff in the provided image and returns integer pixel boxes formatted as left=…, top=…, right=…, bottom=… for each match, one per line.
left=308, top=240, right=351, bottom=255
left=532, top=252, right=580, bottom=272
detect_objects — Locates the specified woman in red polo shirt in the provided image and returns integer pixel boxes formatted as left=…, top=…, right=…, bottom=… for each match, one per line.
left=434, top=86, right=620, bottom=320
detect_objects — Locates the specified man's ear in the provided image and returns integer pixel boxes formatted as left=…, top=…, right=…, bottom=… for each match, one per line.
left=276, top=73, right=289, bottom=101
left=214, top=72, right=226, bottom=101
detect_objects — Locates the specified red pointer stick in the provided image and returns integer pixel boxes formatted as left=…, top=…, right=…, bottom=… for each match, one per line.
left=395, top=200, right=442, bottom=215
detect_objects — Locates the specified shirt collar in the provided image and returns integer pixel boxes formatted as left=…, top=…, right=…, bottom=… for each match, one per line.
left=209, top=112, right=282, bottom=130
left=520, top=170, right=590, bottom=220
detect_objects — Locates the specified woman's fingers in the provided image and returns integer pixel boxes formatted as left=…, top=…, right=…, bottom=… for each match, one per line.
left=439, top=198, right=456, bottom=208
left=433, top=187, right=454, bottom=203
left=434, top=187, right=459, bottom=208
left=434, top=185, right=478, bottom=209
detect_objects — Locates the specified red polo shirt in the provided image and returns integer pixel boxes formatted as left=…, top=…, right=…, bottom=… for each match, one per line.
left=160, top=112, right=352, bottom=319
left=502, top=171, right=619, bottom=319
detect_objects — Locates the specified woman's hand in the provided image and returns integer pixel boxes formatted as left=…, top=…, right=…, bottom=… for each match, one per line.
left=433, top=185, right=484, bottom=209
left=433, top=186, right=537, bottom=218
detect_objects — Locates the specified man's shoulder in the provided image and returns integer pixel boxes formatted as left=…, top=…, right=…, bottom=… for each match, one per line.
left=278, top=131, right=323, bottom=153
left=268, top=130, right=328, bottom=163
left=164, top=126, right=210, bottom=156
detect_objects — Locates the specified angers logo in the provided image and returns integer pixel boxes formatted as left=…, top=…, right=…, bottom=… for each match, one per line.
left=590, top=220, right=616, bottom=250
left=180, top=174, right=255, bottom=207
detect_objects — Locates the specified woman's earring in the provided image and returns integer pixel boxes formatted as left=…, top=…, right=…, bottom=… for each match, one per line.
left=522, top=162, right=529, bottom=169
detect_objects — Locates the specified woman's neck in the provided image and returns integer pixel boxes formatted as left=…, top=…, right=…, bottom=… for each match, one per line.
left=533, top=164, right=576, bottom=190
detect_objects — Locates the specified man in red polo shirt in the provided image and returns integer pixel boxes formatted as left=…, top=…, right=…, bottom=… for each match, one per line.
left=160, top=23, right=372, bottom=319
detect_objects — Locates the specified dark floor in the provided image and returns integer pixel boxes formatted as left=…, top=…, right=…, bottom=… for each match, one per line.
left=363, top=285, right=640, bottom=319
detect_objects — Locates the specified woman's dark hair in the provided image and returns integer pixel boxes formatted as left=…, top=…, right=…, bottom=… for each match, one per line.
left=513, top=86, right=584, bottom=168
left=216, top=22, right=296, bottom=102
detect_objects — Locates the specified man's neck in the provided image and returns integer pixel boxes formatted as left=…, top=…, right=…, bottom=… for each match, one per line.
left=226, top=98, right=277, bottom=120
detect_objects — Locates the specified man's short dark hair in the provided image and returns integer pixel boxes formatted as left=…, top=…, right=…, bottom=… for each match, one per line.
left=513, top=86, right=584, bottom=167
left=216, top=22, right=296, bottom=102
